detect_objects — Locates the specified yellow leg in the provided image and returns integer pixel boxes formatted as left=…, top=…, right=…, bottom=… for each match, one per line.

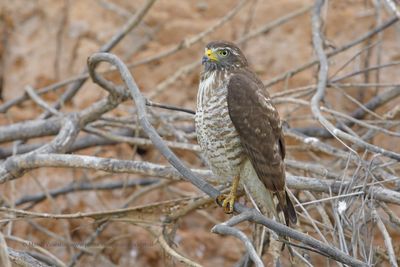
left=217, top=175, right=240, bottom=214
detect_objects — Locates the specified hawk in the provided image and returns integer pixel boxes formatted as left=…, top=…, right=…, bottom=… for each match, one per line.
left=195, top=40, right=297, bottom=226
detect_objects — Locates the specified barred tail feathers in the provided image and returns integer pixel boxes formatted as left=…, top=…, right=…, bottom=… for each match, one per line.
left=240, top=160, right=295, bottom=226
left=240, top=160, right=286, bottom=262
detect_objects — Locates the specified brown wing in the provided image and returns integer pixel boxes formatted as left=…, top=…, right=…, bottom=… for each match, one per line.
left=227, top=70, right=297, bottom=224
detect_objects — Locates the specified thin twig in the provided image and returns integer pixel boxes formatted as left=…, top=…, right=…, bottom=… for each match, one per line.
left=310, top=0, right=400, bottom=160
left=372, top=209, right=398, bottom=267
left=43, top=0, right=157, bottom=118
left=212, top=223, right=263, bottom=267
left=264, top=15, right=399, bottom=87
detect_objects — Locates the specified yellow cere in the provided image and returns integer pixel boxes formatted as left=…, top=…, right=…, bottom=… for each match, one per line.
left=205, top=49, right=218, bottom=61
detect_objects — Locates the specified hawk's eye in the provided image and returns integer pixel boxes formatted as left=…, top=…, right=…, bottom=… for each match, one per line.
left=218, top=49, right=229, bottom=57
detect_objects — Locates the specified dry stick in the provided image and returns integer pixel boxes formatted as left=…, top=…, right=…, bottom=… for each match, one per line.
left=263, top=15, right=399, bottom=88
left=0, top=115, right=81, bottom=181
left=1, top=153, right=399, bottom=205
left=212, top=223, right=263, bottom=267
left=67, top=181, right=171, bottom=266
left=67, top=222, right=108, bottom=267
left=24, top=86, right=62, bottom=116
left=385, top=0, right=400, bottom=18
left=6, top=235, right=66, bottom=267
left=0, top=78, right=132, bottom=180
left=285, top=127, right=350, bottom=159
left=276, top=93, right=400, bottom=138
left=146, top=99, right=195, bottom=115
left=15, top=178, right=159, bottom=206
left=310, top=0, right=400, bottom=161
left=330, top=61, right=400, bottom=83
left=150, top=227, right=202, bottom=267
left=237, top=4, right=312, bottom=44
left=293, top=86, right=400, bottom=137
left=0, top=117, right=63, bottom=144
left=328, top=40, right=381, bottom=80
left=0, top=153, right=212, bottom=185
left=0, top=74, right=87, bottom=113
left=27, top=220, right=94, bottom=257
left=8, top=247, right=51, bottom=267
left=54, top=0, right=69, bottom=81
left=0, top=232, right=11, bottom=267
left=335, top=86, right=385, bottom=121
left=0, top=117, right=195, bottom=158
left=87, top=52, right=367, bottom=267
left=332, top=82, right=400, bottom=88
left=372, top=209, right=398, bottom=267
left=240, top=0, right=259, bottom=50
left=84, top=125, right=200, bottom=151
left=0, top=129, right=133, bottom=159
left=99, top=0, right=132, bottom=18
left=0, top=83, right=130, bottom=144
left=1, top=198, right=199, bottom=223
left=379, top=202, right=400, bottom=228
left=41, top=0, right=157, bottom=119
left=320, top=106, right=400, bottom=138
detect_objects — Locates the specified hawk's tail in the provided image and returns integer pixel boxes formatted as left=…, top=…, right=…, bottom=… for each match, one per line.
left=240, top=160, right=297, bottom=226
left=240, top=160, right=296, bottom=263
left=276, top=189, right=297, bottom=226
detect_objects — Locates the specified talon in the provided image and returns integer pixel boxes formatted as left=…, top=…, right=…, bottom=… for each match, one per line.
left=216, top=176, right=240, bottom=214
left=216, top=193, right=236, bottom=214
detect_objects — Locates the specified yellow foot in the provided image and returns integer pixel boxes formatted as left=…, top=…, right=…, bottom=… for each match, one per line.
left=216, top=193, right=236, bottom=214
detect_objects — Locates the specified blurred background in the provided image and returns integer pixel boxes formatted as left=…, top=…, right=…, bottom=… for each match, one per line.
left=1, top=0, right=400, bottom=266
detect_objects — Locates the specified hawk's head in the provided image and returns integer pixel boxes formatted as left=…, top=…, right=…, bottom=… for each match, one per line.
left=202, top=41, right=248, bottom=72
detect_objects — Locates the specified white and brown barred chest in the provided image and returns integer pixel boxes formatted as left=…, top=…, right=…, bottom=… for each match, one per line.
left=195, top=70, right=246, bottom=178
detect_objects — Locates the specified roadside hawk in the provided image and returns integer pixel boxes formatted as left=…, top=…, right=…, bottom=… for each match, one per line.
left=195, top=40, right=297, bottom=226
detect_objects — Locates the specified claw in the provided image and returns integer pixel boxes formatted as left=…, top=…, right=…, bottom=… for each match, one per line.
left=216, top=175, right=240, bottom=214
left=216, top=193, right=236, bottom=214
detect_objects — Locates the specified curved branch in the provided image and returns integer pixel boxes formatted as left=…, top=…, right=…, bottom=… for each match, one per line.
left=87, top=52, right=221, bottom=199
left=212, top=223, right=263, bottom=267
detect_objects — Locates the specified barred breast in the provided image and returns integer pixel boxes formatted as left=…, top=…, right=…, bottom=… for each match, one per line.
left=195, top=70, right=245, bottom=178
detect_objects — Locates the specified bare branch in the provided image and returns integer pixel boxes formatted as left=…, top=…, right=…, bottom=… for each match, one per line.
left=8, top=248, right=51, bottom=267
left=310, top=0, right=400, bottom=160
left=372, top=209, right=398, bottom=267
left=212, top=223, right=263, bottom=267
left=264, top=15, right=399, bottom=88
left=43, top=0, right=158, bottom=118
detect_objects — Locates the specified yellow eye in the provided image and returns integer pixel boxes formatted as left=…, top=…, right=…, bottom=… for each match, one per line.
left=218, top=49, right=229, bottom=57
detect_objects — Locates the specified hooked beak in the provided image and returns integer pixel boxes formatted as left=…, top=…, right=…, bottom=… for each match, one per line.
left=202, top=49, right=218, bottom=64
